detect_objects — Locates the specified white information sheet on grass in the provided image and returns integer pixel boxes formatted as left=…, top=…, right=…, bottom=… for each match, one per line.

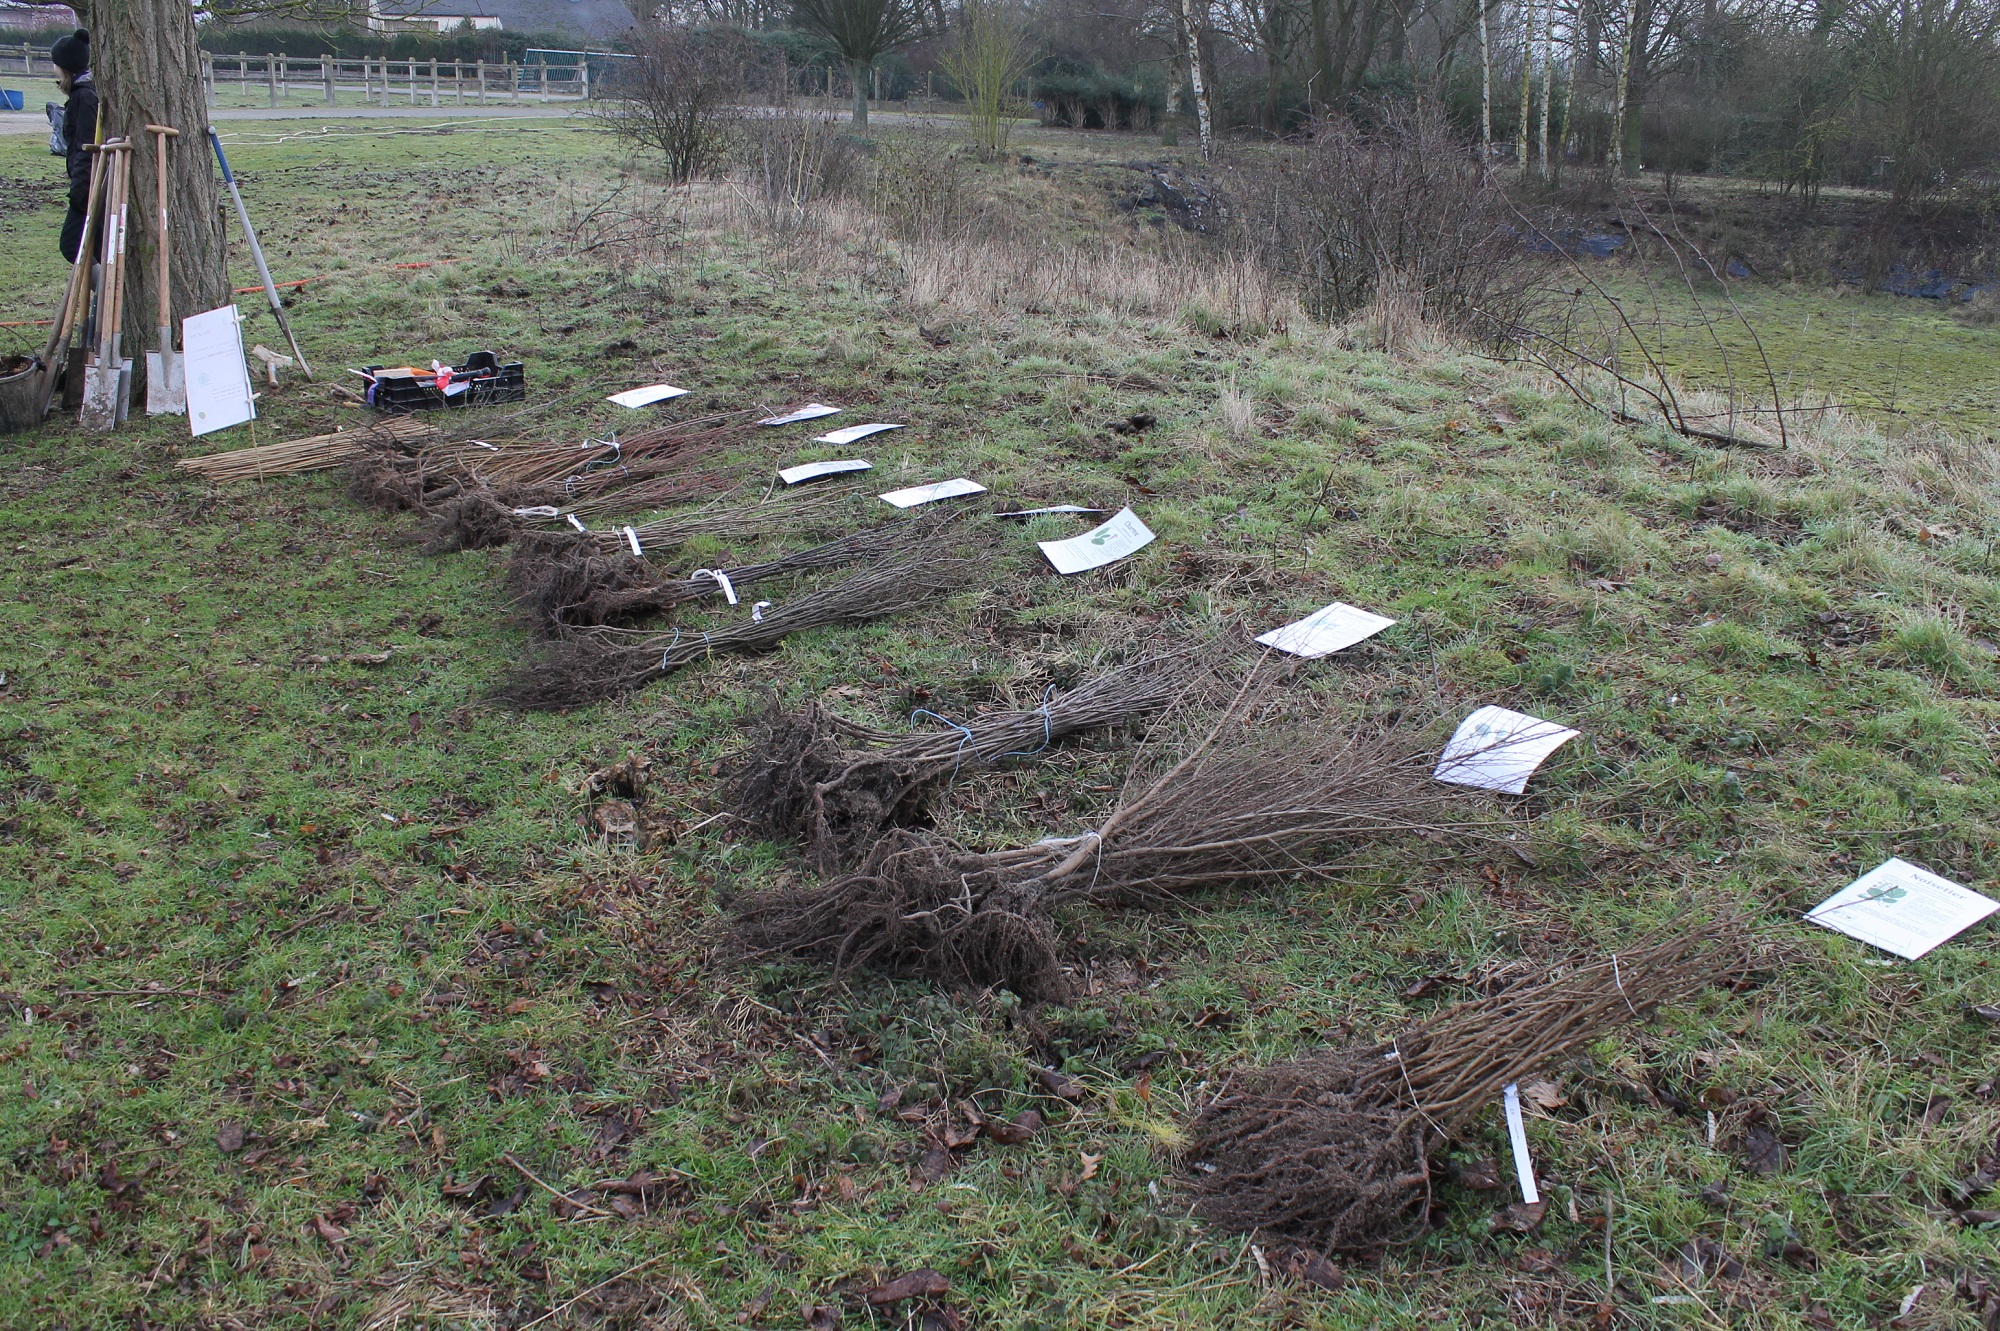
left=183, top=305, right=255, bottom=438
left=1434, top=705, right=1580, bottom=794
left=1806, top=858, right=1998, bottom=960
left=1257, top=601, right=1397, bottom=658
left=880, top=477, right=987, bottom=508
left=778, top=458, right=871, bottom=485
left=815, top=422, right=902, bottom=445
left=1040, top=507, right=1156, bottom=575
left=759, top=403, right=842, bottom=426
left=607, top=384, right=688, bottom=408
left=996, top=505, right=1106, bottom=519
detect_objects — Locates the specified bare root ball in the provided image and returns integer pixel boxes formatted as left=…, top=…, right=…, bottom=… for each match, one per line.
left=725, top=702, right=937, bottom=870
left=422, top=492, right=524, bottom=555
left=730, top=830, right=1071, bottom=1001
left=505, top=537, right=675, bottom=637
left=1188, top=1050, right=1433, bottom=1251
left=491, top=638, right=656, bottom=710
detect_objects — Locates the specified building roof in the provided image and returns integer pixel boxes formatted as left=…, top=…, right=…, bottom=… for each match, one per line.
left=371, top=0, right=638, bottom=42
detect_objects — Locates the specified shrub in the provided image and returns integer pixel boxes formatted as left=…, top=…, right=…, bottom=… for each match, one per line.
left=1231, top=101, right=1550, bottom=341
left=589, top=24, right=744, bottom=183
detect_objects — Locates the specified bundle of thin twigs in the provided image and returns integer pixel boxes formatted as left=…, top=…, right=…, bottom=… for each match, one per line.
left=731, top=676, right=1494, bottom=999
left=728, top=648, right=1215, bottom=871
left=495, top=536, right=988, bottom=710
left=1187, top=920, right=1751, bottom=1250
left=466, top=413, right=749, bottom=490
left=507, top=509, right=958, bottom=637
left=180, top=416, right=434, bottom=481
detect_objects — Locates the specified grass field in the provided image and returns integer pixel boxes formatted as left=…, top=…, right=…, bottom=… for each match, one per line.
left=5, top=118, right=2000, bottom=1329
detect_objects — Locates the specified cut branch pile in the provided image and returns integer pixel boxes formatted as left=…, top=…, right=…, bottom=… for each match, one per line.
left=1187, top=921, right=1750, bottom=1250
left=507, top=510, right=959, bottom=637
left=495, top=536, right=989, bottom=710
left=731, top=678, right=1495, bottom=1000
left=727, top=648, right=1215, bottom=870
left=179, top=416, right=435, bottom=481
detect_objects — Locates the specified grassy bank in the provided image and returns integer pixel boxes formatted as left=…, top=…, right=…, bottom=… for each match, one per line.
left=4, top=119, right=2000, bottom=1329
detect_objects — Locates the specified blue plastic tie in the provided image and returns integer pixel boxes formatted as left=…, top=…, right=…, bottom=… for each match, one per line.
left=993, top=684, right=1059, bottom=761
left=910, top=707, right=977, bottom=777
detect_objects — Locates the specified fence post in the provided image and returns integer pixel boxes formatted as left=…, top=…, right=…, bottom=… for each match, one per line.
left=579, top=57, right=590, bottom=101
left=510, top=58, right=520, bottom=105
left=323, top=54, right=335, bottom=106
left=539, top=61, right=549, bottom=103
left=477, top=59, right=487, bottom=105
left=266, top=53, right=277, bottom=107
left=203, top=52, right=217, bottom=106
left=454, top=60, right=464, bottom=105
left=429, top=57, right=438, bottom=107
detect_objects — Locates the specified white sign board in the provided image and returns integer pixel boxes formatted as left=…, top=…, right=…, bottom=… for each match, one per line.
left=815, top=422, right=902, bottom=445
left=183, top=305, right=255, bottom=438
left=1039, top=507, right=1156, bottom=575
left=607, top=383, right=688, bottom=408
left=1434, top=705, right=1579, bottom=795
left=759, top=403, right=842, bottom=426
left=1806, top=858, right=1998, bottom=960
left=995, top=505, right=1106, bottom=519
left=1257, top=601, right=1397, bottom=658
left=778, top=458, right=871, bottom=485
left=880, top=477, right=987, bottom=508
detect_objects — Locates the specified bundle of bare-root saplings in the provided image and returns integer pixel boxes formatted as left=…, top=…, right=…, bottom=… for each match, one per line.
left=507, top=506, right=962, bottom=637
left=347, top=413, right=755, bottom=552
left=1188, top=921, right=1752, bottom=1250
left=727, top=647, right=1220, bottom=871
left=496, top=521, right=994, bottom=710
left=731, top=677, right=1500, bottom=1000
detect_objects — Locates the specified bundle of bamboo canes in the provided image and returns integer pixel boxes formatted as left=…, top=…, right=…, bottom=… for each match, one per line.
left=179, top=415, right=435, bottom=481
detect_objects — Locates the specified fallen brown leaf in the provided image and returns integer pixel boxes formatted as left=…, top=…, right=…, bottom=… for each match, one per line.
left=866, top=1269, right=950, bottom=1305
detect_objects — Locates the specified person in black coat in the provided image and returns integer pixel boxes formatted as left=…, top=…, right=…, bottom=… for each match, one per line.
left=51, top=29, right=96, bottom=263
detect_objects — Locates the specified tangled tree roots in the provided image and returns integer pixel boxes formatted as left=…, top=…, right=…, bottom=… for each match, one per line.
left=506, top=536, right=669, bottom=635
left=730, top=830, right=1071, bottom=1001
left=422, top=492, right=526, bottom=554
left=1188, top=922, right=1751, bottom=1250
left=347, top=449, right=458, bottom=512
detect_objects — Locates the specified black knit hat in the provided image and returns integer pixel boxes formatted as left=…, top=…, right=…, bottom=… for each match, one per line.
left=50, top=29, right=88, bottom=75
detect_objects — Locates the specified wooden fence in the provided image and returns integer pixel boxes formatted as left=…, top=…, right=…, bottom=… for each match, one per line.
left=0, top=45, right=595, bottom=107
left=201, top=52, right=591, bottom=106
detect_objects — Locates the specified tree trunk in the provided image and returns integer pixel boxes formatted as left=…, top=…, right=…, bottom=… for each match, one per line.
left=849, top=58, right=869, bottom=126
left=1536, top=0, right=1553, bottom=173
left=1479, top=0, right=1493, bottom=167
left=1181, top=0, right=1214, bottom=157
left=1610, top=0, right=1639, bottom=172
left=1517, top=0, right=1534, bottom=174
left=92, top=0, right=227, bottom=357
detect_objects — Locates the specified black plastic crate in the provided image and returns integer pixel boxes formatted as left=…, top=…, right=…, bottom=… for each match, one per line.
left=364, top=351, right=525, bottom=412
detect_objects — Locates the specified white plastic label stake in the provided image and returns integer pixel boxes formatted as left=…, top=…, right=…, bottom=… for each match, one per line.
left=814, top=422, right=902, bottom=445
left=1806, top=857, right=1999, bottom=960
left=183, top=305, right=255, bottom=438
left=471, top=440, right=500, bottom=451
left=1256, top=601, right=1397, bottom=658
left=758, top=403, right=842, bottom=426
left=567, top=514, right=587, bottom=532
left=1434, top=706, right=1579, bottom=795
left=879, top=478, right=987, bottom=508
left=1502, top=1083, right=1540, bottom=1205
left=606, top=384, right=688, bottom=408
left=778, top=458, right=871, bottom=485
left=623, top=526, right=642, bottom=557
left=511, top=505, right=560, bottom=518
left=1039, top=507, right=1156, bottom=575
left=690, top=569, right=738, bottom=606
left=994, top=505, right=1105, bottom=519
left=750, top=600, right=771, bottom=622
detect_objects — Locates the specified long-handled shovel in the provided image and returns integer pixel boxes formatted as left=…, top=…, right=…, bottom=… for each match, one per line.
left=79, top=139, right=130, bottom=432
left=36, top=138, right=107, bottom=420
left=208, top=127, right=312, bottom=381
left=144, top=124, right=185, bottom=415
